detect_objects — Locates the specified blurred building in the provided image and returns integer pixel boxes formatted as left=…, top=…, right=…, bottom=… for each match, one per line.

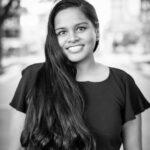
left=2, top=0, right=150, bottom=56
left=2, top=0, right=53, bottom=57
left=105, top=0, right=150, bottom=54
left=19, top=0, right=52, bottom=56
left=141, top=0, right=150, bottom=22
left=140, top=0, right=150, bottom=54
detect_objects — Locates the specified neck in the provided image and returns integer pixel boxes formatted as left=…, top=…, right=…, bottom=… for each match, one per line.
left=76, top=54, right=97, bottom=79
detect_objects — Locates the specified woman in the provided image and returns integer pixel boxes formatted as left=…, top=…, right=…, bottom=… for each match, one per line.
left=10, top=0, right=150, bottom=150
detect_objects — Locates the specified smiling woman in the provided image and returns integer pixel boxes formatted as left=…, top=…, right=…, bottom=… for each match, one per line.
left=9, top=0, right=150, bottom=150
left=54, top=7, right=98, bottom=62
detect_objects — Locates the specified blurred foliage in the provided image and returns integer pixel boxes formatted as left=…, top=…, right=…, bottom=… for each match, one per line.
left=0, top=0, right=20, bottom=26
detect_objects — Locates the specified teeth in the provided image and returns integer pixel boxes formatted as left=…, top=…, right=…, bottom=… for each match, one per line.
left=68, top=46, right=82, bottom=53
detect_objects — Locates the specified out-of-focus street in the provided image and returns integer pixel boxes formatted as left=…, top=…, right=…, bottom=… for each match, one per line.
left=0, top=53, right=150, bottom=150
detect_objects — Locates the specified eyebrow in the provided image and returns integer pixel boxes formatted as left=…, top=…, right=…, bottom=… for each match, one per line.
left=55, top=22, right=88, bottom=31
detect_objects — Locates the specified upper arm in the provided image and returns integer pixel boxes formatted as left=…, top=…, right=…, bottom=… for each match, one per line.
left=9, top=68, right=31, bottom=113
left=122, top=114, right=142, bottom=150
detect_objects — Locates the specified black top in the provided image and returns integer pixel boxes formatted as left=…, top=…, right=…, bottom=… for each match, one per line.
left=10, top=63, right=150, bottom=150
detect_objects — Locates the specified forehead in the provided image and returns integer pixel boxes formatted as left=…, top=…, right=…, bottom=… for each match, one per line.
left=54, top=7, right=90, bottom=28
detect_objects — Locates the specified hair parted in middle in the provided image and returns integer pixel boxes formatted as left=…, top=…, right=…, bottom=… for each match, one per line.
left=20, top=0, right=99, bottom=150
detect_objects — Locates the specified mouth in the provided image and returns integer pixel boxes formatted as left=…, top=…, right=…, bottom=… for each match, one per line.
left=67, top=45, right=84, bottom=53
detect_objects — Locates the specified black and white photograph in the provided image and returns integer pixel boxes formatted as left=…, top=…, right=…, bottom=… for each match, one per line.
left=0, top=0, right=150, bottom=150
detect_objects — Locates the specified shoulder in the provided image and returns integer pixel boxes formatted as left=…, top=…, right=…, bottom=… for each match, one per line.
left=110, top=67, right=134, bottom=82
left=22, top=62, right=45, bottom=75
left=9, top=63, right=45, bottom=113
left=20, top=62, right=45, bottom=91
left=22, top=63, right=44, bottom=72
left=109, top=67, right=136, bottom=95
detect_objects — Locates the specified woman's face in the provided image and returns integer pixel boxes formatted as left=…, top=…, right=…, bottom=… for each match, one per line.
left=54, top=7, right=98, bottom=62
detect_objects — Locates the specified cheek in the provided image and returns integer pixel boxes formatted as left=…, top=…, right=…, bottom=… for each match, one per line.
left=85, top=29, right=97, bottom=42
left=57, top=37, right=62, bottom=47
left=86, top=33, right=97, bottom=47
left=57, top=37, right=67, bottom=55
left=57, top=37, right=66, bottom=48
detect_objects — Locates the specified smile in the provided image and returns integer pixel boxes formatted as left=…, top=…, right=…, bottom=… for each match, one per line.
left=67, top=45, right=84, bottom=53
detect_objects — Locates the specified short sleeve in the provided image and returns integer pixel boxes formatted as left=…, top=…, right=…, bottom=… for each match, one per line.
left=123, top=74, right=150, bottom=123
left=9, top=63, right=43, bottom=113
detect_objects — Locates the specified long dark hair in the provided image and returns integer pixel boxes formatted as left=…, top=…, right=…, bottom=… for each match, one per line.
left=21, top=0, right=99, bottom=149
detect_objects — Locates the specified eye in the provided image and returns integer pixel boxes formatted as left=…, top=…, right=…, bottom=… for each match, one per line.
left=76, top=26, right=87, bottom=32
left=56, top=30, right=67, bottom=36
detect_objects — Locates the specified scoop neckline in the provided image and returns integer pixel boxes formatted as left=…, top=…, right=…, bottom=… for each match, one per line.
left=77, top=67, right=112, bottom=84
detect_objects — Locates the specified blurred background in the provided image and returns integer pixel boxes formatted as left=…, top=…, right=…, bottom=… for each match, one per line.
left=0, top=0, right=150, bottom=150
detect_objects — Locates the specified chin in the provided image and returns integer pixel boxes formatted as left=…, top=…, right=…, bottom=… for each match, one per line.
left=68, top=58, right=82, bottom=63
left=66, top=56, right=83, bottom=62
left=65, top=50, right=91, bottom=62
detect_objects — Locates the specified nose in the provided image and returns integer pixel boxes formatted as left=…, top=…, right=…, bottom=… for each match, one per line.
left=67, top=31, right=79, bottom=43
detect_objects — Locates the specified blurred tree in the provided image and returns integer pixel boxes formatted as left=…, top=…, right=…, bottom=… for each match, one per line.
left=0, top=0, right=58, bottom=75
left=0, top=0, right=20, bottom=74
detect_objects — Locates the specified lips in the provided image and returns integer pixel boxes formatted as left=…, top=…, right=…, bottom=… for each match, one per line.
left=67, top=45, right=84, bottom=53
